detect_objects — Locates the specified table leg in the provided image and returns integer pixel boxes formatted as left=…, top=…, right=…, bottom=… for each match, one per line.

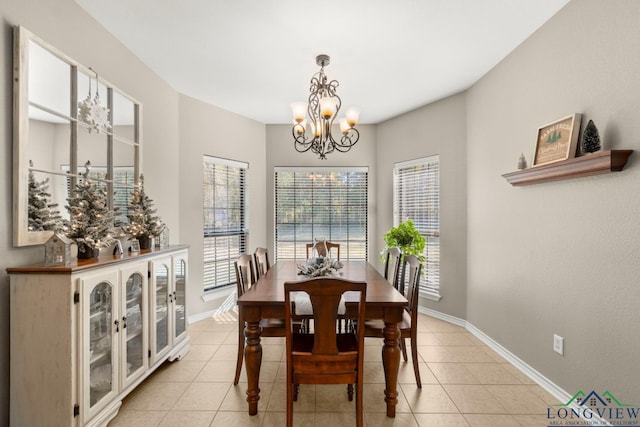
left=382, top=320, right=401, bottom=418
left=244, top=320, right=262, bottom=415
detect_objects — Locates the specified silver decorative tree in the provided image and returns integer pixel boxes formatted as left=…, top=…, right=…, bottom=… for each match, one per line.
left=27, top=166, right=66, bottom=232
left=65, top=161, right=117, bottom=258
left=124, top=174, right=165, bottom=249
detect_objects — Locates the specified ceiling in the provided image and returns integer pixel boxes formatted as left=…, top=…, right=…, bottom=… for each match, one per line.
left=75, top=0, right=569, bottom=125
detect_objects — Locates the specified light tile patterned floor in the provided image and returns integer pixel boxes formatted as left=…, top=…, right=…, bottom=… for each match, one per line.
left=108, top=312, right=559, bottom=426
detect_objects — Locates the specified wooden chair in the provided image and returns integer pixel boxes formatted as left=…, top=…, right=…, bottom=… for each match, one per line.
left=305, top=240, right=341, bottom=260
left=364, top=254, right=422, bottom=388
left=234, top=254, right=285, bottom=385
left=253, top=247, right=270, bottom=279
left=383, top=247, right=402, bottom=290
left=284, top=278, right=367, bottom=427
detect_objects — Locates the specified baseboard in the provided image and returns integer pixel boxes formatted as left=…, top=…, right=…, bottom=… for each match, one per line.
left=419, top=306, right=466, bottom=328
left=188, top=308, right=219, bottom=324
left=420, top=307, right=611, bottom=426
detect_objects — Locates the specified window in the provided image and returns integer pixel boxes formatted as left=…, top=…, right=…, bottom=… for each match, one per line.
left=275, top=167, right=368, bottom=261
left=393, top=156, right=440, bottom=300
left=203, top=156, right=248, bottom=291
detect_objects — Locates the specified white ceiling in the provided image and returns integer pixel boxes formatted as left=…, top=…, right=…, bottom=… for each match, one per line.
left=75, top=0, right=569, bottom=125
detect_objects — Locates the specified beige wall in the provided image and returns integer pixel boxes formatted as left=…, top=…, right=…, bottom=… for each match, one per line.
left=466, top=0, right=640, bottom=400
left=178, top=94, right=267, bottom=315
left=264, top=124, right=378, bottom=265
left=376, top=93, right=468, bottom=318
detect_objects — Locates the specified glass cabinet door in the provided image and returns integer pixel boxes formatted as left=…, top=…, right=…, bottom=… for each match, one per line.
left=124, top=273, right=144, bottom=374
left=120, top=262, right=148, bottom=389
left=173, top=257, right=187, bottom=340
left=152, top=259, right=171, bottom=360
left=81, top=270, right=119, bottom=421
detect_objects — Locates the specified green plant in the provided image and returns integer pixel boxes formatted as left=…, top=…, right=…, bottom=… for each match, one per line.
left=381, top=218, right=425, bottom=262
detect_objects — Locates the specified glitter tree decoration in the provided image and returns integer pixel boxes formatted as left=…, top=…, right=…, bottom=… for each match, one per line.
left=27, top=164, right=66, bottom=232
left=124, top=175, right=165, bottom=248
left=65, top=161, right=117, bottom=258
left=580, top=119, right=601, bottom=154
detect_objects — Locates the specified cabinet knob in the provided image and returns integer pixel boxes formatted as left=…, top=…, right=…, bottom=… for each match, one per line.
left=122, top=316, right=127, bottom=329
left=114, top=319, right=120, bottom=333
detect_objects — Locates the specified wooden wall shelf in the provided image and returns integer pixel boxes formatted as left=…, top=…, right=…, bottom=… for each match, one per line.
left=502, top=150, right=633, bottom=186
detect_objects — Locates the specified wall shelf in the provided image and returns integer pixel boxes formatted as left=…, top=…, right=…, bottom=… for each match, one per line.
left=502, top=150, right=633, bottom=186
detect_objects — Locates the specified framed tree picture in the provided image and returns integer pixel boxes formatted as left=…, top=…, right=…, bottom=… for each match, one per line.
left=533, top=114, right=582, bottom=166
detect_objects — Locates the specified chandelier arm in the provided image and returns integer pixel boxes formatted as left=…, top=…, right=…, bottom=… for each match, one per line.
left=292, top=126, right=314, bottom=153
left=334, top=128, right=360, bottom=151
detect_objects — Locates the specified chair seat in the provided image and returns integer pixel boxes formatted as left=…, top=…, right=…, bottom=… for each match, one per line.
left=260, top=318, right=286, bottom=328
left=364, top=309, right=412, bottom=335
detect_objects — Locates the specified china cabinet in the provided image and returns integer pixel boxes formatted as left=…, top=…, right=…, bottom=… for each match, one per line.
left=149, top=253, right=188, bottom=365
left=8, top=246, right=189, bottom=427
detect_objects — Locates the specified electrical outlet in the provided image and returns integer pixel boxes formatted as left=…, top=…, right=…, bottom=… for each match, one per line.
left=553, top=334, right=564, bottom=355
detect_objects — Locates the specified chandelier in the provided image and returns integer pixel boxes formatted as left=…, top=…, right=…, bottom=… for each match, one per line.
left=291, top=54, right=360, bottom=160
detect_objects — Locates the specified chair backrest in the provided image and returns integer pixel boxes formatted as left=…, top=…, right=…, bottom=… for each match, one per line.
left=253, top=247, right=270, bottom=279
left=402, top=255, right=422, bottom=318
left=383, top=247, right=402, bottom=289
left=234, top=254, right=255, bottom=298
left=284, top=278, right=366, bottom=356
left=305, top=240, right=341, bottom=260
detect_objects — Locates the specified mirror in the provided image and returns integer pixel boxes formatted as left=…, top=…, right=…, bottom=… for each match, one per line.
left=13, top=26, right=142, bottom=246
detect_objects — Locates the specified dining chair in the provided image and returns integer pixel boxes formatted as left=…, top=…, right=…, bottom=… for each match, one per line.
left=305, top=240, right=341, bottom=260
left=234, top=254, right=286, bottom=385
left=364, top=254, right=422, bottom=388
left=284, top=278, right=367, bottom=427
left=383, top=247, right=402, bottom=290
left=253, top=247, right=270, bottom=279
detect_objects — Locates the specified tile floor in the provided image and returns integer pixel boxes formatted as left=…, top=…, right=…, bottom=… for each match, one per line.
left=108, top=311, right=559, bottom=426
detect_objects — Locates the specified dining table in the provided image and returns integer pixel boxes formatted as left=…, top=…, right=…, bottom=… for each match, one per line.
left=237, top=260, right=409, bottom=418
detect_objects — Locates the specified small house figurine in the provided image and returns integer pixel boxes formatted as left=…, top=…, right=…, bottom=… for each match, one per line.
left=44, top=233, right=73, bottom=266
left=158, top=226, right=169, bottom=248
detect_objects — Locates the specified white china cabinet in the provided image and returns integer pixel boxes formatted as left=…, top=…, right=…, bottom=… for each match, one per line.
left=149, top=253, right=188, bottom=365
left=8, top=246, right=190, bottom=427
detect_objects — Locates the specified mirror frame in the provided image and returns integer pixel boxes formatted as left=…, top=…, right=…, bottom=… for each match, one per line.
left=13, top=26, right=142, bottom=246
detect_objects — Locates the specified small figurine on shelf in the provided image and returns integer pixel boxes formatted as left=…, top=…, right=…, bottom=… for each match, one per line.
left=517, top=153, right=528, bottom=170
left=581, top=120, right=601, bottom=154
left=157, top=226, right=169, bottom=248
left=44, top=233, right=72, bottom=266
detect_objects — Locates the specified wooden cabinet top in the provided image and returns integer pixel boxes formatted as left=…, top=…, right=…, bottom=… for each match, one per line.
left=7, top=245, right=189, bottom=275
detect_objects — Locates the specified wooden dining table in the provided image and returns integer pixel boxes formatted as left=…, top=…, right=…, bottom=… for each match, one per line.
left=237, top=260, right=408, bottom=418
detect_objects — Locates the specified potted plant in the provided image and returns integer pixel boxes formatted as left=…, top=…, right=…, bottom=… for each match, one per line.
left=65, top=162, right=117, bottom=259
left=124, top=175, right=165, bottom=249
left=381, top=218, right=425, bottom=262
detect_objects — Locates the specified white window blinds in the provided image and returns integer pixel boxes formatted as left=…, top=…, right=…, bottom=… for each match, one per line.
left=203, top=156, right=248, bottom=291
left=394, top=156, right=440, bottom=299
left=274, top=167, right=368, bottom=261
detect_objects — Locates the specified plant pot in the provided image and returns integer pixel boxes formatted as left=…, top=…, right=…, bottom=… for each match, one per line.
left=137, top=234, right=151, bottom=250
left=77, top=243, right=100, bottom=260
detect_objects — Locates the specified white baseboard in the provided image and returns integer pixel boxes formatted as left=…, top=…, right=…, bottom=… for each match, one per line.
left=419, top=307, right=611, bottom=426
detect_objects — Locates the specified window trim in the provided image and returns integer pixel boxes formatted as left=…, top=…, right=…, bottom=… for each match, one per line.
left=202, top=155, right=248, bottom=292
left=393, top=155, right=441, bottom=301
left=274, top=166, right=369, bottom=262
